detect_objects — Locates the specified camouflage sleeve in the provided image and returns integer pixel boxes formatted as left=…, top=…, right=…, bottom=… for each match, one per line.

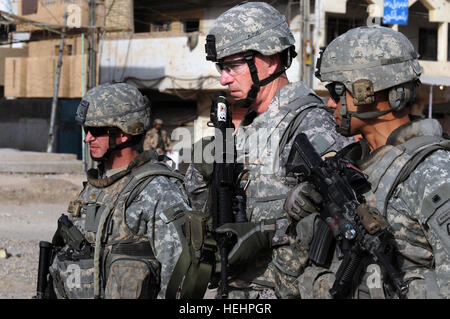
left=279, top=107, right=354, bottom=167
left=184, top=163, right=209, bottom=211
left=389, top=149, right=450, bottom=298
left=125, top=176, right=191, bottom=299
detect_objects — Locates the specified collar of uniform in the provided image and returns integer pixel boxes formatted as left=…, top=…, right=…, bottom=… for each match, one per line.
left=248, top=81, right=316, bottom=129
left=104, top=166, right=127, bottom=178
left=87, top=150, right=159, bottom=188
left=386, top=118, right=442, bottom=147
left=240, top=88, right=284, bottom=130
left=357, top=118, right=442, bottom=171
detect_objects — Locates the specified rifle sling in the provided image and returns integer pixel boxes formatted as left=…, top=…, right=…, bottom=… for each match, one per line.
left=166, top=239, right=215, bottom=299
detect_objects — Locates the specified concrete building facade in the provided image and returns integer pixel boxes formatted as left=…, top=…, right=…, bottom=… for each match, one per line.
left=1, top=0, right=449, bottom=158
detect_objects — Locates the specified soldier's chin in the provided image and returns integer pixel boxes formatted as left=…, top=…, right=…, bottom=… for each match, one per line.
left=90, top=152, right=105, bottom=162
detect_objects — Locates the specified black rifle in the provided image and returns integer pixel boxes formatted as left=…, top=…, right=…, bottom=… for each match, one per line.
left=286, top=133, right=408, bottom=298
left=209, top=91, right=247, bottom=299
left=52, top=214, right=90, bottom=255
left=34, top=241, right=57, bottom=299
left=35, top=214, right=91, bottom=299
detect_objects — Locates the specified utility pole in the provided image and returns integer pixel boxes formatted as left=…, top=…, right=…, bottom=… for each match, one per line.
left=84, top=0, right=98, bottom=170
left=298, top=0, right=303, bottom=84
left=302, top=0, right=311, bottom=88
left=88, top=0, right=97, bottom=91
left=47, top=12, right=67, bottom=153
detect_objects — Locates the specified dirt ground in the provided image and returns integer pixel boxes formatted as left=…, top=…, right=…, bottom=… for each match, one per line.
left=0, top=172, right=85, bottom=299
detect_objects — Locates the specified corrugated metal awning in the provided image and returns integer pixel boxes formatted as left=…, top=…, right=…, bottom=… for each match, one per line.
left=420, top=75, right=450, bottom=86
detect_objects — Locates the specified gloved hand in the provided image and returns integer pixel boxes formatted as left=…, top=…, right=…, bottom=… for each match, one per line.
left=215, top=219, right=277, bottom=266
left=284, top=182, right=323, bottom=221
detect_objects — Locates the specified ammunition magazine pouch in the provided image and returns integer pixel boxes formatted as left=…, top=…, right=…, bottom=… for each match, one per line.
left=104, top=242, right=160, bottom=299
left=166, top=210, right=217, bottom=299
left=68, top=200, right=82, bottom=218
left=50, top=250, right=95, bottom=299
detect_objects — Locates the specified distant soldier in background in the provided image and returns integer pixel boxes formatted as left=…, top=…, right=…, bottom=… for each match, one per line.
left=144, top=118, right=172, bottom=155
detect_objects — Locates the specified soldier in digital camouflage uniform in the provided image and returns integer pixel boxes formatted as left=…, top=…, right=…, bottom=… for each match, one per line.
left=144, top=118, right=172, bottom=155
left=181, top=2, right=352, bottom=299
left=48, top=83, right=190, bottom=299
left=281, top=26, right=450, bottom=299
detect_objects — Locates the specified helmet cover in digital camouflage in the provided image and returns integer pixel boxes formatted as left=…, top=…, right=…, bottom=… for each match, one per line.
left=75, top=83, right=151, bottom=135
left=317, top=25, right=422, bottom=94
left=206, top=1, right=295, bottom=61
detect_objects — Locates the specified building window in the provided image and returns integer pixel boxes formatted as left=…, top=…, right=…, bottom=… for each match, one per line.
left=132, top=1, right=202, bottom=35
left=310, top=0, right=315, bottom=14
left=326, top=16, right=365, bottom=45
left=183, top=19, right=199, bottom=33
left=152, top=21, right=172, bottom=32
left=419, top=28, right=437, bottom=61
left=54, top=44, right=73, bottom=56
left=22, top=0, right=38, bottom=15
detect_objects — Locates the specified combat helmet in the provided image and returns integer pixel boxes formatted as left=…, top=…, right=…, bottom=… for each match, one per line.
left=316, top=25, right=423, bottom=135
left=205, top=1, right=297, bottom=107
left=75, top=82, right=151, bottom=160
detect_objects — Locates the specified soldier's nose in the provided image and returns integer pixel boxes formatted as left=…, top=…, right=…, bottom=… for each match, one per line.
left=220, top=70, right=233, bottom=86
left=84, top=131, right=94, bottom=143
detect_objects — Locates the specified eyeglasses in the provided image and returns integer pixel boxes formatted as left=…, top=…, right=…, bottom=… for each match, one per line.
left=83, top=126, right=111, bottom=137
left=326, top=82, right=346, bottom=102
left=215, top=58, right=248, bottom=75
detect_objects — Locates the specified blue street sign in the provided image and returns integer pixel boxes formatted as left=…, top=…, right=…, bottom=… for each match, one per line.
left=383, top=0, right=409, bottom=25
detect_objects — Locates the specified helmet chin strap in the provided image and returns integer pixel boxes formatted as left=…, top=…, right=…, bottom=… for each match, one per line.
left=336, top=94, right=397, bottom=136
left=337, top=94, right=352, bottom=136
left=234, top=51, right=285, bottom=108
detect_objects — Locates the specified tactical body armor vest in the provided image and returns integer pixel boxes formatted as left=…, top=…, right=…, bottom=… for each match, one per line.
left=357, top=119, right=449, bottom=298
left=228, top=82, right=334, bottom=292
left=166, top=82, right=334, bottom=298
left=357, top=120, right=449, bottom=217
left=49, top=151, right=185, bottom=299
left=337, top=118, right=450, bottom=299
left=237, top=82, right=329, bottom=222
left=296, top=119, right=450, bottom=299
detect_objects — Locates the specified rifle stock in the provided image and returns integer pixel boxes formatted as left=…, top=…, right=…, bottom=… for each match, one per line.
left=34, top=241, right=56, bottom=299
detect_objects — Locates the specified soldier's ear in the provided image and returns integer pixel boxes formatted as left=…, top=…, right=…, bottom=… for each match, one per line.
left=267, top=53, right=283, bottom=75
left=119, top=132, right=132, bottom=143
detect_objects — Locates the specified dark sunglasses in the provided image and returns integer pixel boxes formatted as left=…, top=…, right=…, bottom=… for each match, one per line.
left=83, top=126, right=111, bottom=137
left=215, top=58, right=247, bottom=75
left=326, top=82, right=346, bottom=102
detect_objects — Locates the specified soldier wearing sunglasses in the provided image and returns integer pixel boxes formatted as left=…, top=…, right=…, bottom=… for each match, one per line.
left=46, top=83, right=190, bottom=299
